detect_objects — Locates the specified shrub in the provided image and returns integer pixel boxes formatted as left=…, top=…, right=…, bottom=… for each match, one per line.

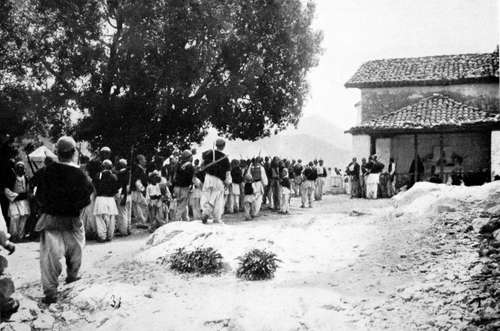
left=236, top=249, right=281, bottom=280
left=167, top=247, right=223, bottom=275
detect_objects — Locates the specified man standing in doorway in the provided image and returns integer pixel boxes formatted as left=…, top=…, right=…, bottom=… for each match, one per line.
left=35, top=136, right=93, bottom=304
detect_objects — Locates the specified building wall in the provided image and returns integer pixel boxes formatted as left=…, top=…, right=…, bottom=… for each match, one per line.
left=491, top=131, right=500, bottom=179
left=375, top=138, right=391, bottom=169
left=391, top=132, right=490, bottom=176
left=360, top=83, right=499, bottom=122
left=352, top=134, right=370, bottom=161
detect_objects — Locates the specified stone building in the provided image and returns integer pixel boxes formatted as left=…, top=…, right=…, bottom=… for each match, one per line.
left=345, top=48, right=499, bottom=185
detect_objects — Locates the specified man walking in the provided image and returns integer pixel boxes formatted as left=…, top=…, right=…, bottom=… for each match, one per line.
left=301, top=162, right=317, bottom=208
left=173, top=150, right=195, bottom=222
left=346, top=157, right=361, bottom=198
left=200, top=139, right=231, bottom=224
left=293, top=159, right=304, bottom=197
left=315, top=159, right=327, bottom=200
left=131, top=154, right=148, bottom=226
left=35, top=136, right=93, bottom=304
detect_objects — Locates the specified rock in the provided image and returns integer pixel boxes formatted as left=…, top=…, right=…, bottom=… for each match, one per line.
left=481, top=218, right=500, bottom=234
left=400, top=289, right=414, bottom=301
left=349, top=210, right=367, bottom=217
left=9, top=308, right=35, bottom=322
left=0, top=322, right=31, bottom=331
left=0, top=277, right=15, bottom=299
left=436, top=205, right=456, bottom=213
left=32, top=313, right=55, bottom=330
left=471, top=217, right=500, bottom=234
left=471, top=218, right=491, bottom=233
left=61, top=310, right=80, bottom=322
left=493, top=229, right=500, bottom=242
left=486, top=205, right=500, bottom=217
left=0, top=256, right=8, bottom=275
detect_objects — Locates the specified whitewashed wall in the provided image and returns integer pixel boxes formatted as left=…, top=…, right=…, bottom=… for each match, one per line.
left=375, top=138, right=391, bottom=170
left=491, top=131, right=500, bottom=179
left=352, top=134, right=370, bottom=162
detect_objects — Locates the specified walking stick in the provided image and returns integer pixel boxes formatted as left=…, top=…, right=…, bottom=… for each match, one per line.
left=25, top=154, right=37, bottom=177
left=127, top=145, right=134, bottom=232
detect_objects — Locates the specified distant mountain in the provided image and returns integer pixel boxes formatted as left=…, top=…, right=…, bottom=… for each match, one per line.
left=283, top=115, right=352, bottom=149
left=196, top=115, right=352, bottom=168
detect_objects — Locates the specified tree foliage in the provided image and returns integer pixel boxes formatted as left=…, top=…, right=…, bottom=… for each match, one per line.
left=2, top=0, right=322, bottom=156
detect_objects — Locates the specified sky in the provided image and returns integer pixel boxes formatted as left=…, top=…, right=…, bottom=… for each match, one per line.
left=303, top=0, right=499, bottom=131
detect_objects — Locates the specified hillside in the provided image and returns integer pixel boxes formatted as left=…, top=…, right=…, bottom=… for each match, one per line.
left=283, top=115, right=352, bottom=148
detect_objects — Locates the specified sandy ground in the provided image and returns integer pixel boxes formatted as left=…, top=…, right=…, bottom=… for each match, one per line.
left=4, top=185, right=496, bottom=330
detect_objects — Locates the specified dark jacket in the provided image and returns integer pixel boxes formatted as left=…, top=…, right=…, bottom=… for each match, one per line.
left=202, top=150, right=230, bottom=181
left=116, top=168, right=129, bottom=197
left=173, top=162, right=195, bottom=188
left=293, top=164, right=303, bottom=177
left=244, top=182, right=254, bottom=195
left=35, top=162, right=93, bottom=217
left=231, top=167, right=243, bottom=184
left=280, top=177, right=291, bottom=190
left=86, top=157, right=102, bottom=182
left=94, top=170, right=119, bottom=197
left=131, top=165, right=147, bottom=191
left=304, top=167, right=317, bottom=181
left=346, top=162, right=360, bottom=179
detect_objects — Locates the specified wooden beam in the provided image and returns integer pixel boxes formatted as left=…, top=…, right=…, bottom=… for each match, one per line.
left=439, top=133, right=444, bottom=182
left=414, top=134, right=418, bottom=184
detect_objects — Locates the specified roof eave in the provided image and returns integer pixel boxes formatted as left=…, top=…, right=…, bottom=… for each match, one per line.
left=344, top=76, right=499, bottom=89
left=347, top=122, right=500, bottom=135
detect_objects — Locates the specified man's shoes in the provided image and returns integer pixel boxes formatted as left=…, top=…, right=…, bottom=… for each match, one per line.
left=66, top=276, right=81, bottom=284
left=42, top=296, right=57, bottom=305
left=300, top=205, right=305, bottom=208
left=201, top=215, right=209, bottom=224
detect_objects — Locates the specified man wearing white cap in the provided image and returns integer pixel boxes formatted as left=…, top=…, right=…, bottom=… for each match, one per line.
left=35, top=136, right=93, bottom=304
left=87, top=146, right=112, bottom=183
left=115, top=159, right=131, bottom=236
left=93, top=159, right=119, bottom=242
left=200, top=139, right=231, bottom=224
left=4, top=161, right=31, bottom=241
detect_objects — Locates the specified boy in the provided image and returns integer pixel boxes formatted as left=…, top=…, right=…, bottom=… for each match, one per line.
left=147, top=171, right=164, bottom=231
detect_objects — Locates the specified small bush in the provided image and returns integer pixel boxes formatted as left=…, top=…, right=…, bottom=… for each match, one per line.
left=236, top=249, right=281, bottom=280
left=167, top=247, right=223, bottom=275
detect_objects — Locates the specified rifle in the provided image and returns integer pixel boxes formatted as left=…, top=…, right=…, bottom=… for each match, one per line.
left=198, top=154, right=229, bottom=172
left=128, top=145, right=134, bottom=195
left=26, top=154, right=37, bottom=177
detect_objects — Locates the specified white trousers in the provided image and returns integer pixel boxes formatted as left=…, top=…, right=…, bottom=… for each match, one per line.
left=40, top=227, right=84, bottom=298
left=95, top=214, right=116, bottom=241
left=201, top=175, right=225, bottom=222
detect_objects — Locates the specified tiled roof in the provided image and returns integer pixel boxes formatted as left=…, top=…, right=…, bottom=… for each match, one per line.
left=349, top=94, right=500, bottom=133
left=345, top=50, right=499, bottom=88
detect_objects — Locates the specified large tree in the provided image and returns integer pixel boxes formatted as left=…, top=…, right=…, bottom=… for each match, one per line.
left=7, top=0, right=322, bottom=156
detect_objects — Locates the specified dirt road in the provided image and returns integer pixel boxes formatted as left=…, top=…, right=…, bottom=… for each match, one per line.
left=4, top=192, right=489, bottom=330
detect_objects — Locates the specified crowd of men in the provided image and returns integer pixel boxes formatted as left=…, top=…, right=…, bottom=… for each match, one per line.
left=0, top=135, right=333, bottom=305
left=345, top=155, right=396, bottom=199
left=75, top=138, right=331, bottom=239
